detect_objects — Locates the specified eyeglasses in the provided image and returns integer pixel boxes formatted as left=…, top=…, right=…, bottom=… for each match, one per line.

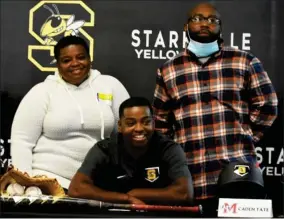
left=189, top=16, right=221, bottom=25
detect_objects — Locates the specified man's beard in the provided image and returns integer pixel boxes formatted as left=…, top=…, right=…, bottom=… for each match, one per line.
left=188, top=29, right=220, bottom=43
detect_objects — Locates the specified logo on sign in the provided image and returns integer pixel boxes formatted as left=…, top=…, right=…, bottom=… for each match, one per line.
left=28, top=1, right=95, bottom=72
left=222, top=203, right=238, bottom=214
left=234, top=165, right=250, bottom=177
left=145, top=167, right=160, bottom=182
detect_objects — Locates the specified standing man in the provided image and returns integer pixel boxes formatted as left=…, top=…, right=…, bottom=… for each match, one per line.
left=152, top=2, right=278, bottom=206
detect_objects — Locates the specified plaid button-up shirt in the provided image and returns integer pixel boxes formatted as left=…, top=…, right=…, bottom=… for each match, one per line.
left=152, top=46, right=278, bottom=200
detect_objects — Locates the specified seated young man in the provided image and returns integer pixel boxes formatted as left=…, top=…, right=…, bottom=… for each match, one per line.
left=68, top=97, right=193, bottom=205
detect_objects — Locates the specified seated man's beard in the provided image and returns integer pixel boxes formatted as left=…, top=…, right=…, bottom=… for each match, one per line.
left=188, top=30, right=220, bottom=43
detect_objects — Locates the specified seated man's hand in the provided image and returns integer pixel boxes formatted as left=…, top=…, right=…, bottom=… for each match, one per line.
left=127, top=195, right=145, bottom=205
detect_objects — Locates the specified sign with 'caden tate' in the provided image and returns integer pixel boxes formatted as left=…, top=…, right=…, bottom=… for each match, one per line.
left=218, top=198, right=273, bottom=218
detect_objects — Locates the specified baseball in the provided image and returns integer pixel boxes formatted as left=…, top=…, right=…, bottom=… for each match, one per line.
left=6, top=183, right=25, bottom=196
left=25, top=186, right=42, bottom=196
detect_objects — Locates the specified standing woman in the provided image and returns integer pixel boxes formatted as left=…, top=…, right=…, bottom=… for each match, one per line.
left=10, top=36, right=130, bottom=190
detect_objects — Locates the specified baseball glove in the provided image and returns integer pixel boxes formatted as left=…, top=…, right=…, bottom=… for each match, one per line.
left=0, top=165, right=66, bottom=197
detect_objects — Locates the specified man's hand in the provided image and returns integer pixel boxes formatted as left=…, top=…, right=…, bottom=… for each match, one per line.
left=126, top=177, right=193, bottom=205
left=127, top=195, right=145, bottom=205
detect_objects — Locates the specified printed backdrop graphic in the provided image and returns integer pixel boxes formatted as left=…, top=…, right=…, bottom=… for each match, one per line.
left=0, top=0, right=283, bottom=216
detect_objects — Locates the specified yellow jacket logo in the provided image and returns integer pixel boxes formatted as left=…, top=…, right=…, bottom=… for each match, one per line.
left=28, top=1, right=95, bottom=72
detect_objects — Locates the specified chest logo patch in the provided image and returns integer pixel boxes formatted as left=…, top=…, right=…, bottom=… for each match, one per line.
left=145, top=166, right=160, bottom=182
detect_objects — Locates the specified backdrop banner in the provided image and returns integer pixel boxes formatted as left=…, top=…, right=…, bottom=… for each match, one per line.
left=0, top=0, right=283, bottom=216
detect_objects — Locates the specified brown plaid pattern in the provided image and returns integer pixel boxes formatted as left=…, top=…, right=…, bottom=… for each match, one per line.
left=152, top=46, right=278, bottom=200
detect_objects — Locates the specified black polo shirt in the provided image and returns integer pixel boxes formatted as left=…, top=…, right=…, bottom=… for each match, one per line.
left=78, top=132, right=191, bottom=193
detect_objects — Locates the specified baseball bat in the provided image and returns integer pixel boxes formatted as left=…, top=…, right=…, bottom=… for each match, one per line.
left=0, top=195, right=202, bottom=214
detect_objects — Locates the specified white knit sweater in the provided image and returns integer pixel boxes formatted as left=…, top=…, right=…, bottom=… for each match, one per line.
left=10, top=69, right=130, bottom=189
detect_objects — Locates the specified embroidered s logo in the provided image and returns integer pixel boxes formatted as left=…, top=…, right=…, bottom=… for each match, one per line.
left=234, top=165, right=250, bottom=177
left=145, top=167, right=160, bottom=182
